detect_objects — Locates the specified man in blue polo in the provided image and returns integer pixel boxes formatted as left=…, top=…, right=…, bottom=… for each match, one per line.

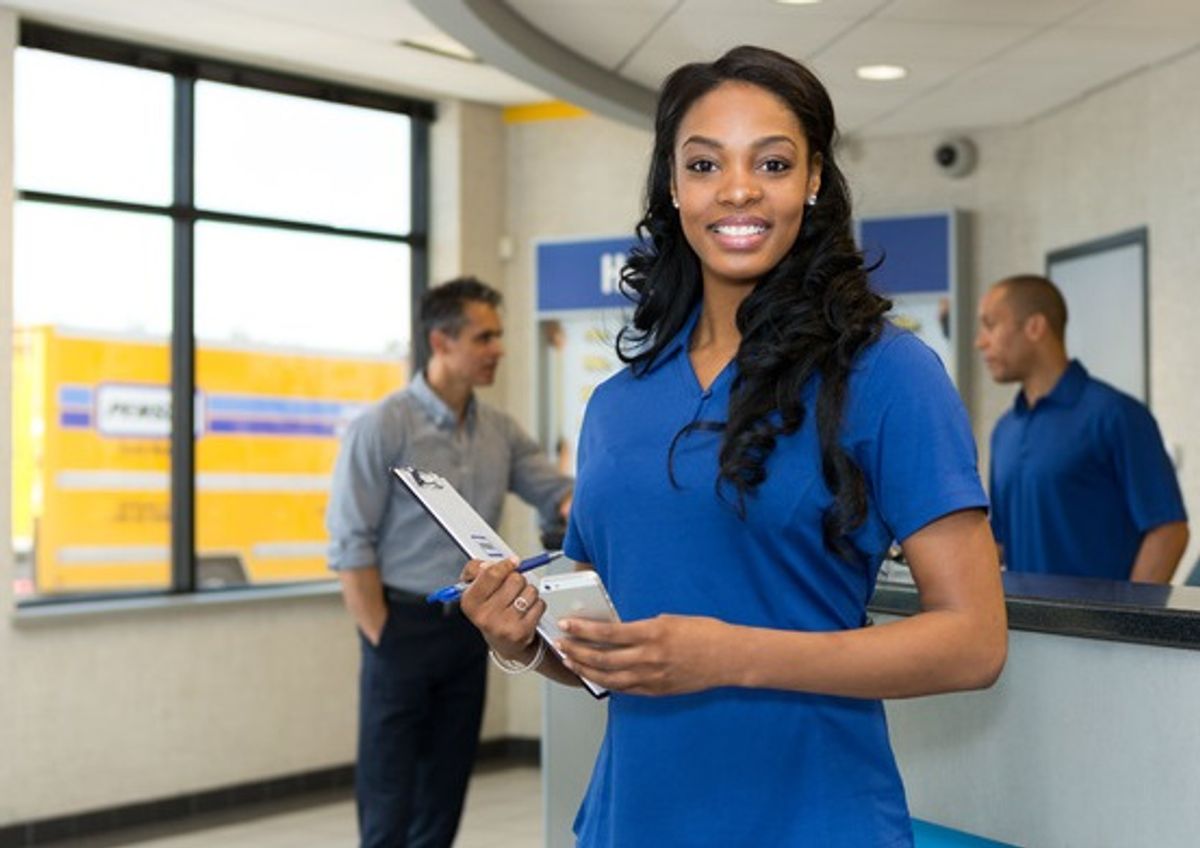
left=976, top=274, right=1188, bottom=582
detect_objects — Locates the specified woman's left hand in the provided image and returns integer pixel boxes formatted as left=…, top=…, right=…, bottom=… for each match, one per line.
left=555, top=614, right=733, bottom=696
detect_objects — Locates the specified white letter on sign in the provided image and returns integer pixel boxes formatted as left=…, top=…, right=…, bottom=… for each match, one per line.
left=599, top=252, right=626, bottom=296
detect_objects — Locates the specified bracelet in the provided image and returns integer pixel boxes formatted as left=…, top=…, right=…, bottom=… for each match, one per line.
left=489, top=639, right=546, bottom=675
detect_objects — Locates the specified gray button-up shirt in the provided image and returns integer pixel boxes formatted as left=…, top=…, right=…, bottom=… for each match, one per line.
left=325, top=372, right=572, bottom=593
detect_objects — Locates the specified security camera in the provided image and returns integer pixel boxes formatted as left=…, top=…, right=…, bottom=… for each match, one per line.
left=933, top=137, right=976, bottom=178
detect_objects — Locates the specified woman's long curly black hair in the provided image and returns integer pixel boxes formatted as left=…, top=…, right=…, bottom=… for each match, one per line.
left=618, top=45, right=891, bottom=563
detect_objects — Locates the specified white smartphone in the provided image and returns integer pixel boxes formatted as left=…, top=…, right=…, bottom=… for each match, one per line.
left=537, top=570, right=620, bottom=699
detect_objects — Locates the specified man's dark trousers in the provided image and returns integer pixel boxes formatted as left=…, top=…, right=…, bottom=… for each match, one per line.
left=356, top=595, right=488, bottom=848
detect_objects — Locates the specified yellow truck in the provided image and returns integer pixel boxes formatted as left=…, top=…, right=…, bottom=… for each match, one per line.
left=12, top=326, right=404, bottom=597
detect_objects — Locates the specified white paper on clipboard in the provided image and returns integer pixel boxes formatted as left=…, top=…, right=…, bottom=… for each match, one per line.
left=390, top=465, right=610, bottom=699
left=391, top=466, right=518, bottom=562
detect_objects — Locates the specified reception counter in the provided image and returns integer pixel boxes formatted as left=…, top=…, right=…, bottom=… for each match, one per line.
left=874, top=572, right=1200, bottom=847
left=543, top=573, right=1200, bottom=847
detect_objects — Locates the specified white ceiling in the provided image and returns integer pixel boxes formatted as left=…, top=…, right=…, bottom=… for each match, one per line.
left=0, top=0, right=548, bottom=104
left=499, top=0, right=1200, bottom=135
left=6, top=0, right=1200, bottom=138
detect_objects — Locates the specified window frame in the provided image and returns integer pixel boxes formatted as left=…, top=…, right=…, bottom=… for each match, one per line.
left=15, top=22, right=432, bottom=605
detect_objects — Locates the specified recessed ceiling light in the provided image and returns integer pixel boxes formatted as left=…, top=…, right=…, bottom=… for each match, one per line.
left=396, top=37, right=480, bottom=64
left=856, top=64, right=907, bottom=81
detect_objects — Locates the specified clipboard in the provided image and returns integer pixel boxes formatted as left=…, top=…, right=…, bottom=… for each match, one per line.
left=391, top=466, right=518, bottom=562
left=390, top=465, right=610, bottom=699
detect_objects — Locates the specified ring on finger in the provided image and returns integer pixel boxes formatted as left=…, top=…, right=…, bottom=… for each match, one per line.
left=512, top=595, right=530, bottom=613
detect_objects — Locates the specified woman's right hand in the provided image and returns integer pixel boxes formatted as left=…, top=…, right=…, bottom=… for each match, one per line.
left=458, top=558, right=545, bottom=660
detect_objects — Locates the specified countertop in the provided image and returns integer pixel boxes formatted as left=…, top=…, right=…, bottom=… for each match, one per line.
left=870, top=571, right=1200, bottom=650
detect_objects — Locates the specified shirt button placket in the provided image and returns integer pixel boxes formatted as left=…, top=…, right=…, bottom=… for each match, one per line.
left=1019, top=409, right=1033, bottom=460
left=454, top=424, right=471, bottom=501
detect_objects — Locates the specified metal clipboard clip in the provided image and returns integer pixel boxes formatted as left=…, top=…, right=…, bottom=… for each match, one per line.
left=406, top=466, right=446, bottom=489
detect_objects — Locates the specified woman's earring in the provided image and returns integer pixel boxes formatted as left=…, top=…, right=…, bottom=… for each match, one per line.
left=671, top=196, right=680, bottom=209
left=806, top=193, right=818, bottom=207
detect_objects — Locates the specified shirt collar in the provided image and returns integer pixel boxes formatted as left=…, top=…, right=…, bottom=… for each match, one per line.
left=409, top=370, right=474, bottom=430
left=1014, top=359, right=1087, bottom=414
left=644, top=303, right=702, bottom=374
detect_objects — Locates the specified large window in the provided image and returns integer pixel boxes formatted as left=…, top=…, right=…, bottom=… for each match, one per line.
left=11, top=25, right=430, bottom=602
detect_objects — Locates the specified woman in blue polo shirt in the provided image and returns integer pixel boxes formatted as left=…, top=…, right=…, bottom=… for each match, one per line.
left=461, top=45, right=1007, bottom=847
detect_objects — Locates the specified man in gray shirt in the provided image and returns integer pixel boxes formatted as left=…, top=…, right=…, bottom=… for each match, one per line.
left=327, top=277, right=572, bottom=848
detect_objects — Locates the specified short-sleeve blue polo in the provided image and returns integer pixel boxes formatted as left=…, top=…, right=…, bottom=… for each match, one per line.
left=989, top=360, right=1186, bottom=580
left=562, top=311, right=987, bottom=848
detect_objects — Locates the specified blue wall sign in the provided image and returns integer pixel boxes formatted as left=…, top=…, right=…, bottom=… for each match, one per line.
left=860, top=213, right=952, bottom=295
left=536, top=236, right=640, bottom=312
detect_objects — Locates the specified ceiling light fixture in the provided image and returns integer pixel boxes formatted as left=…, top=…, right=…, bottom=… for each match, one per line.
left=856, top=64, right=907, bottom=82
left=396, top=37, right=480, bottom=64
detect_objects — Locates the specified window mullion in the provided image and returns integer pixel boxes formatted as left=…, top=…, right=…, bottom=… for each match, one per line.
left=170, top=72, right=196, bottom=593
left=410, top=117, right=430, bottom=372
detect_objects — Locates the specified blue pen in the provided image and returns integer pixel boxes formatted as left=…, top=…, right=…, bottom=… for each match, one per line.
left=426, top=550, right=564, bottom=604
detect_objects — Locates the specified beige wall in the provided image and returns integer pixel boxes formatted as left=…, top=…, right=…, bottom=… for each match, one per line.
left=4, top=601, right=359, bottom=822
left=500, top=106, right=651, bottom=447
left=501, top=111, right=651, bottom=433
left=429, top=98, right=525, bottom=741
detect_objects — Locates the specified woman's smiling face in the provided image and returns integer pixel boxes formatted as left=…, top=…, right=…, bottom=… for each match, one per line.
left=672, top=81, right=821, bottom=293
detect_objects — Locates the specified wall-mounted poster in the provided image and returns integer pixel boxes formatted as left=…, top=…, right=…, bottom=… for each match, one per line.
left=535, top=236, right=636, bottom=475
left=858, top=211, right=967, bottom=390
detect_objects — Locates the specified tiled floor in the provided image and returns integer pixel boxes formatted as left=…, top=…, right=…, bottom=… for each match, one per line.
left=40, top=764, right=1012, bottom=847
left=54, top=763, right=542, bottom=848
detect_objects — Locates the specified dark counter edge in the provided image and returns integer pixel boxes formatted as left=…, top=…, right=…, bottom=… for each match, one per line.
left=869, top=572, right=1200, bottom=652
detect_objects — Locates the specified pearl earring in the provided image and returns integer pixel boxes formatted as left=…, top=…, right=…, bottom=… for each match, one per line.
left=671, top=196, right=680, bottom=209
left=806, top=194, right=817, bottom=206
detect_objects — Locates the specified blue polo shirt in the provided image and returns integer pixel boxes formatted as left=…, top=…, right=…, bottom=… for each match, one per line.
left=989, top=360, right=1185, bottom=580
left=563, top=313, right=987, bottom=848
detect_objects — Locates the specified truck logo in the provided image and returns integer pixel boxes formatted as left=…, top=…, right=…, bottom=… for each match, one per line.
left=98, top=385, right=170, bottom=437
left=95, top=385, right=206, bottom=438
